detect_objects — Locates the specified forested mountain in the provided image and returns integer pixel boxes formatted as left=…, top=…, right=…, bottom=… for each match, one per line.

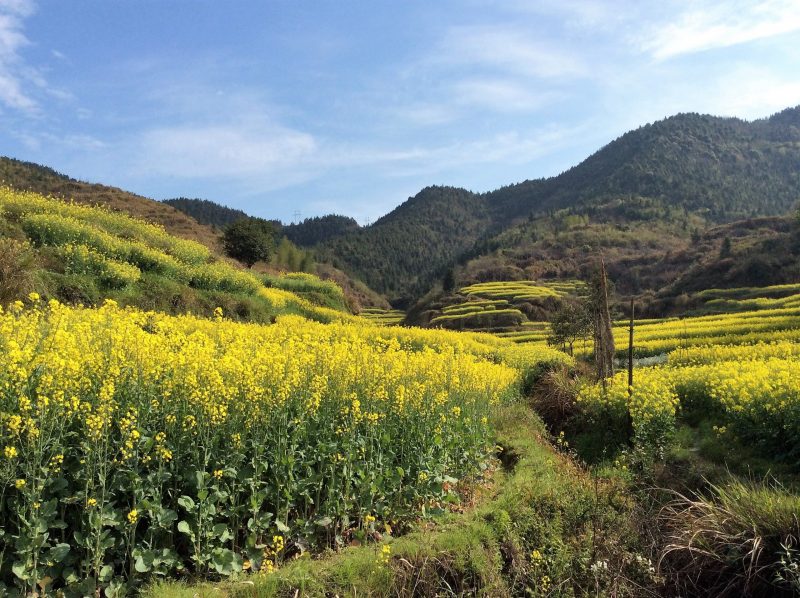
left=4, top=106, right=800, bottom=307
left=316, top=186, right=497, bottom=302
left=162, top=197, right=248, bottom=228
left=314, top=107, right=800, bottom=302
left=282, top=215, right=361, bottom=247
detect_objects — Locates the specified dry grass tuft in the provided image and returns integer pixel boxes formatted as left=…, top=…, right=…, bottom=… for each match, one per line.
left=531, top=365, right=580, bottom=431
left=659, top=477, right=800, bottom=597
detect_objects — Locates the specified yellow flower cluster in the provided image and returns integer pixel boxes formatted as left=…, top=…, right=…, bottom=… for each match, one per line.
left=0, top=297, right=569, bottom=588
left=515, top=292, right=800, bottom=359
left=0, top=186, right=210, bottom=264
left=579, top=344, right=800, bottom=456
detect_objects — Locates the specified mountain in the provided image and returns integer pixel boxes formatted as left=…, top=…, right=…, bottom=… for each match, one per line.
left=317, top=186, right=495, bottom=303
left=314, top=107, right=800, bottom=303
left=162, top=197, right=248, bottom=228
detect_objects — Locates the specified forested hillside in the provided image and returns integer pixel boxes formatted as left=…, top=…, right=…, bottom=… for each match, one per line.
left=317, top=186, right=496, bottom=302
left=313, top=107, right=800, bottom=302
left=162, top=197, right=249, bottom=228
left=282, top=214, right=361, bottom=247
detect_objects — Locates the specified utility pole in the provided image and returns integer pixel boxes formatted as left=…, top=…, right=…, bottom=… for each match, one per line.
left=292, top=210, right=301, bottom=224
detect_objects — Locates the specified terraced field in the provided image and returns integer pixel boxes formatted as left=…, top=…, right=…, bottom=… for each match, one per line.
left=431, top=279, right=586, bottom=332
left=359, top=307, right=405, bottom=325
left=460, top=279, right=587, bottom=301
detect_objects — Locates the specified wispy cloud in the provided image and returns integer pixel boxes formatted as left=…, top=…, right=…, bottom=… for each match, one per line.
left=15, top=130, right=107, bottom=152
left=703, top=65, right=800, bottom=118
left=640, top=0, right=800, bottom=60
left=451, top=78, right=559, bottom=112
left=136, top=123, right=317, bottom=183
left=0, top=0, right=37, bottom=112
left=435, top=24, right=586, bottom=79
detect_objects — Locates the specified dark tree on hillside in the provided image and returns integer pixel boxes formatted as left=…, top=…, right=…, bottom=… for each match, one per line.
left=442, top=269, right=456, bottom=293
left=163, top=198, right=249, bottom=228
left=720, top=236, right=732, bottom=258
left=222, top=218, right=277, bottom=268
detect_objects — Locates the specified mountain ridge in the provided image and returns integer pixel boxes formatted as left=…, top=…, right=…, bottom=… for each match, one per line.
left=313, top=106, right=800, bottom=302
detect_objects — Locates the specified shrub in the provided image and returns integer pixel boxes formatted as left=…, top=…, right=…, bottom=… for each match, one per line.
left=189, top=263, right=264, bottom=295
left=0, top=238, right=37, bottom=305
left=530, top=365, right=580, bottom=431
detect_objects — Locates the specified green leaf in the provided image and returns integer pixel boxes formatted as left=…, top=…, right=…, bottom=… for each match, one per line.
left=134, top=552, right=153, bottom=573
left=48, top=543, right=71, bottom=563
left=210, top=548, right=242, bottom=575
left=99, top=564, right=114, bottom=583
left=177, top=520, right=194, bottom=538
left=274, top=520, right=290, bottom=533
left=212, top=523, right=232, bottom=542
left=177, top=495, right=195, bottom=511
left=158, top=508, right=178, bottom=526
left=12, top=561, right=30, bottom=581
left=314, top=516, right=333, bottom=528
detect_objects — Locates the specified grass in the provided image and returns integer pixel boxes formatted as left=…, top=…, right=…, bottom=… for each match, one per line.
left=143, top=404, right=655, bottom=597
left=660, top=477, right=800, bottom=596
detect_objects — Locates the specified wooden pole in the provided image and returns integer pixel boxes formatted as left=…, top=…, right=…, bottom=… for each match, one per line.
left=628, top=298, right=635, bottom=394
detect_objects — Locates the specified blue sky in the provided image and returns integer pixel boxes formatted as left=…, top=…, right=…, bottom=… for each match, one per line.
left=1, top=1, right=800, bottom=224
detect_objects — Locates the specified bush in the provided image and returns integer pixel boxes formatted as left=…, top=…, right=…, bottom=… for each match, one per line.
left=530, top=365, right=580, bottom=431
left=188, top=263, right=263, bottom=295
left=0, top=238, right=37, bottom=305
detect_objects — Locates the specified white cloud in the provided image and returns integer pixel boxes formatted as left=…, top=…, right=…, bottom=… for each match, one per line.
left=15, top=129, right=107, bottom=152
left=704, top=66, right=800, bottom=118
left=0, top=0, right=37, bottom=112
left=396, top=103, right=458, bottom=126
left=451, top=78, right=559, bottom=112
left=640, top=0, right=800, bottom=60
left=137, top=123, right=317, bottom=183
left=370, top=125, right=583, bottom=179
left=435, top=24, right=586, bottom=79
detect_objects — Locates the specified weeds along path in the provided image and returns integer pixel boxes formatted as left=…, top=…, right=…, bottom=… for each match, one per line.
left=147, top=404, right=653, bottom=598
